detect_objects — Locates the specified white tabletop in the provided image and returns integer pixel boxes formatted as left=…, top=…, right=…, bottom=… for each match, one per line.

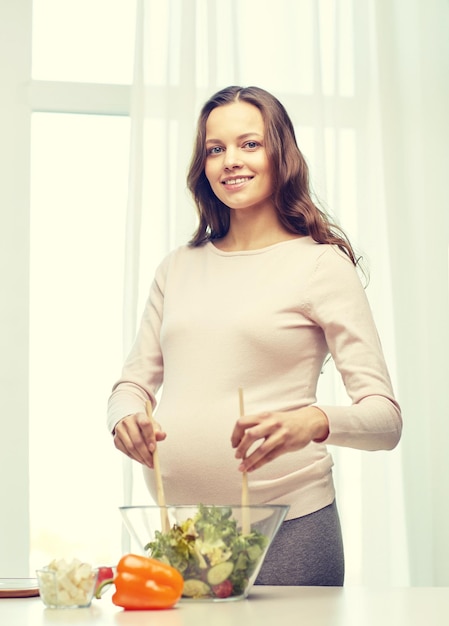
left=1, top=586, right=448, bottom=626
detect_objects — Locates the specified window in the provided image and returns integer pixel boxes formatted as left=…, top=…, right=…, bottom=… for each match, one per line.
left=28, top=0, right=137, bottom=571
left=29, top=114, right=130, bottom=570
left=32, top=0, right=136, bottom=84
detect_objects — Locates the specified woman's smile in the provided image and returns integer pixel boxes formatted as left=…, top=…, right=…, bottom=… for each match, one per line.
left=221, top=175, right=254, bottom=189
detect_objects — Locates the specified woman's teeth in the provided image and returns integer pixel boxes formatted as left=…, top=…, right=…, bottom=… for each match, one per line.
left=224, top=177, right=250, bottom=185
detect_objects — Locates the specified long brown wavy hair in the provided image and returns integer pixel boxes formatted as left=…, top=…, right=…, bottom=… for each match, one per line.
left=187, top=85, right=358, bottom=266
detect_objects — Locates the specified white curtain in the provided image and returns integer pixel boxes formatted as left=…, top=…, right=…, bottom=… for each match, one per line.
left=120, top=0, right=449, bottom=585
left=374, top=0, right=449, bottom=586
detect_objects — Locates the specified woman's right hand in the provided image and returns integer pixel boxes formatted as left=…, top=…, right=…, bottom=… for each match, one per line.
left=112, top=412, right=167, bottom=468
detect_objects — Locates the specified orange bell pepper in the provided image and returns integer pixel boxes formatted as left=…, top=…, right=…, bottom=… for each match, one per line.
left=111, top=554, right=184, bottom=610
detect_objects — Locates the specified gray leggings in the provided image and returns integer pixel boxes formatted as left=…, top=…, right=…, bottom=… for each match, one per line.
left=255, top=500, right=345, bottom=586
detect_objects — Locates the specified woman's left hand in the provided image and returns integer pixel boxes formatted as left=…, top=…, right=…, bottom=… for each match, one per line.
left=230, top=406, right=329, bottom=472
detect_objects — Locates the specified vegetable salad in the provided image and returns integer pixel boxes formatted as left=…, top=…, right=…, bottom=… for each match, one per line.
left=145, top=505, right=268, bottom=599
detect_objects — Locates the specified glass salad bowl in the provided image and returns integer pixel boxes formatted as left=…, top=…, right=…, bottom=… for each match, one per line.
left=119, top=504, right=289, bottom=602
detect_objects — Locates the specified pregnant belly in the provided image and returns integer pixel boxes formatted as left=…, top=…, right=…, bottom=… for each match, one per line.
left=143, top=427, right=243, bottom=505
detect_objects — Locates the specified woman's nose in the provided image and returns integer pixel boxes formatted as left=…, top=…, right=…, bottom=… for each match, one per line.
left=223, top=149, right=242, bottom=170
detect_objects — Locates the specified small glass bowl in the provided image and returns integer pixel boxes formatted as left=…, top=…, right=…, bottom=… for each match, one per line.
left=36, top=566, right=99, bottom=609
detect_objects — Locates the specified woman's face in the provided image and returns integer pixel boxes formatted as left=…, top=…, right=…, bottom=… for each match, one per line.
left=204, top=101, right=274, bottom=214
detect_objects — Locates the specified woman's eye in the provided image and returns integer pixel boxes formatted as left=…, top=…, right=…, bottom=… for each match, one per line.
left=244, top=141, right=259, bottom=149
left=207, top=146, right=223, bottom=155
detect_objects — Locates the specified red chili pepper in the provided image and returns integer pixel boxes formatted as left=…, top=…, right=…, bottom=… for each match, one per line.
left=104, top=554, right=183, bottom=610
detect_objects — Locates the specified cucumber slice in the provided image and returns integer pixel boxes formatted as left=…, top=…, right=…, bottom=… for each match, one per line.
left=182, top=579, right=211, bottom=598
left=247, top=544, right=263, bottom=561
left=207, top=561, right=234, bottom=586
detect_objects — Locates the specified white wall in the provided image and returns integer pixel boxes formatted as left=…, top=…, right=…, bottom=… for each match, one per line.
left=0, top=0, right=32, bottom=576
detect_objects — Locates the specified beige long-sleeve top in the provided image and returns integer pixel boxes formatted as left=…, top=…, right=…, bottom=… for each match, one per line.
left=108, top=237, right=402, bottom=520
